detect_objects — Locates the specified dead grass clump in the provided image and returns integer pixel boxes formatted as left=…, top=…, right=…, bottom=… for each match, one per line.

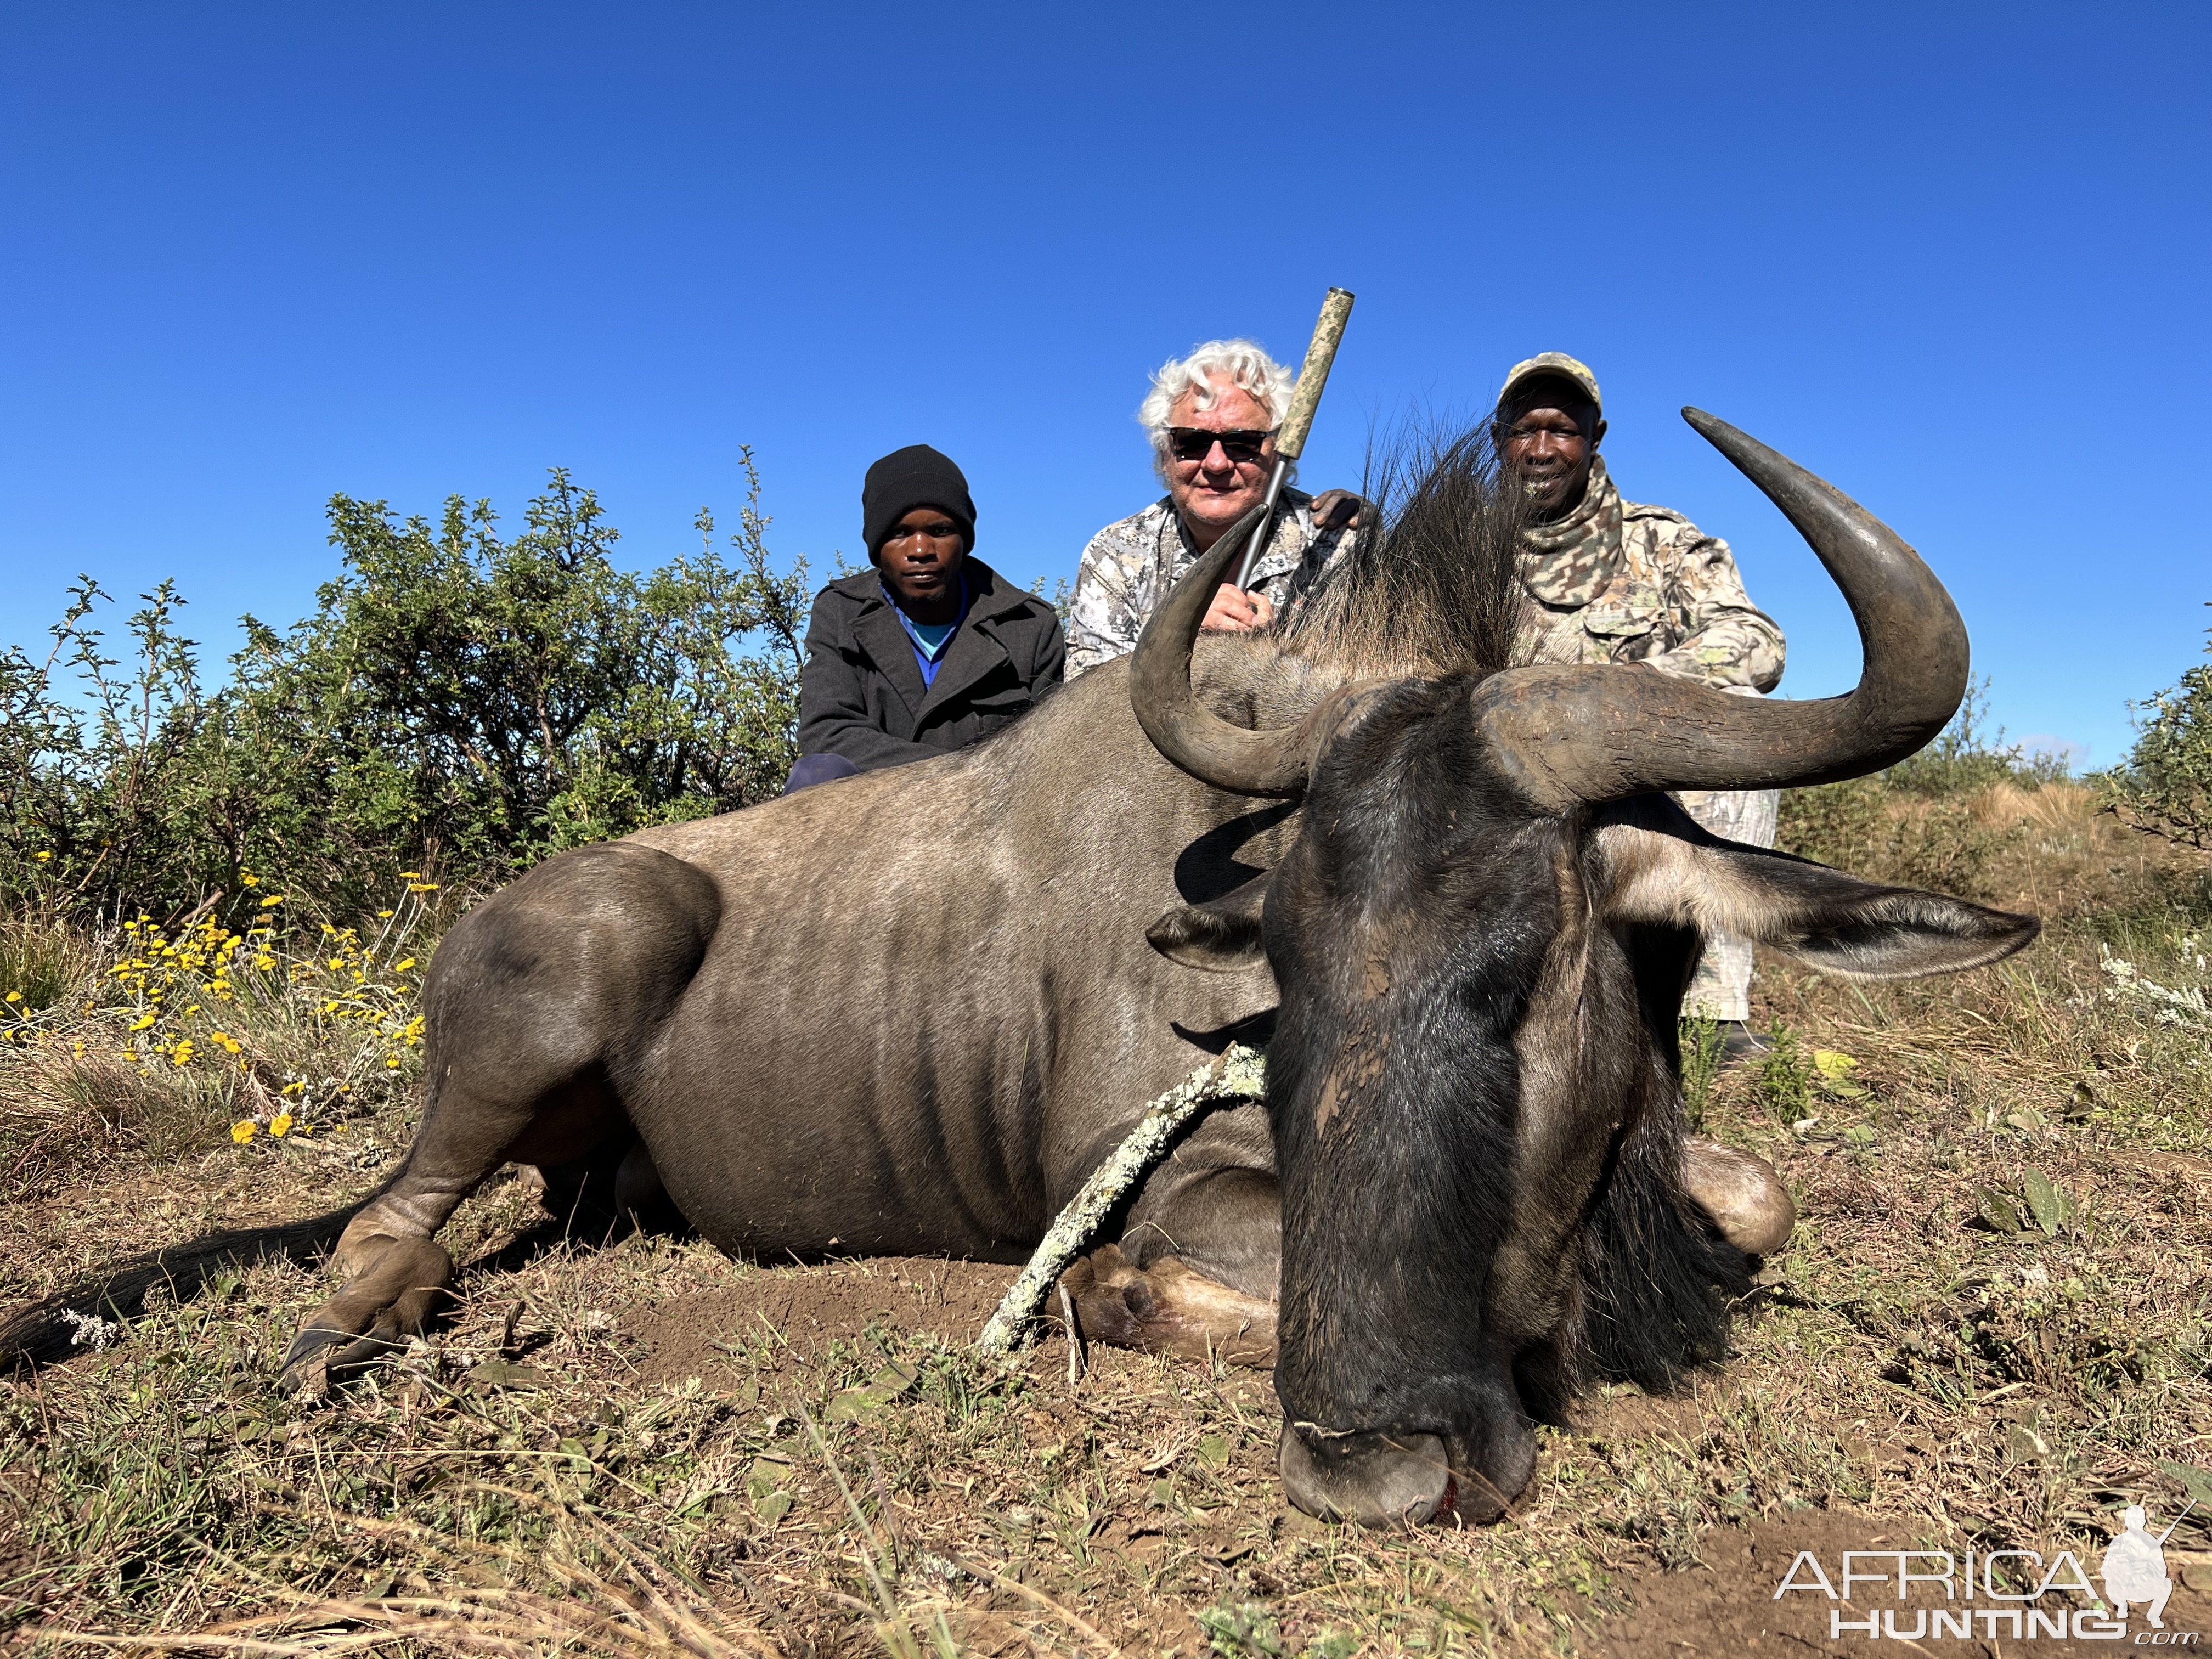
left=0, top=913, right=100, bottom=1019
left=1779, top=776, right=2030, bottom=900
left=0, top=1051, right=238, bottom=1202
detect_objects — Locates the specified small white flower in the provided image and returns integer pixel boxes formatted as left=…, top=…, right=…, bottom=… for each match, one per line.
left=61, top=1309, right=119, bottom=1351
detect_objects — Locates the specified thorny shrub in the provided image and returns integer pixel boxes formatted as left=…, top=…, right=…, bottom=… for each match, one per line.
left=0, top=456, right=813, bottom=924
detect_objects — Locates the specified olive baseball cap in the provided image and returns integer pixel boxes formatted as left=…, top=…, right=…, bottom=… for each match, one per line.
left=1496, top=352, right=1602, bottom=415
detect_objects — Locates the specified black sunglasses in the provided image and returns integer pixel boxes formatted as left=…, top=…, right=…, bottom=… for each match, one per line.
left=1165, top=427, right=1273, bottom=464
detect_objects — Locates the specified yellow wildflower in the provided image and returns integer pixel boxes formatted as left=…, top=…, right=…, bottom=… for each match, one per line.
left=241, top=872, right=259, bottom=887
left=270, top=1113, right=294, bottom=1138
left=128, top=1013, right=157, bottom=1032
left=231, top=1120, right=257, bottom=1143
left=171, top=1040, right=195, bottom=1066
left=3, top=991, right=18, bottom=1004
left=259, top=894, right=284, bottom=907
left=33, top=850, right=52, bottom=862
left=394, top=957, right=417, bottom=972
left=281, top=1080, right=306, bottom=1096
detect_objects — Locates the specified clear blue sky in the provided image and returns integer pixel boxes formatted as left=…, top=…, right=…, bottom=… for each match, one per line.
left=5, top=3, right=2207, bottom=768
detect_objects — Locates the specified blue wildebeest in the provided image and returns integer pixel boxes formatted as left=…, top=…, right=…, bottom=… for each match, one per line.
left=0, top=410, right=2035, bottom=1527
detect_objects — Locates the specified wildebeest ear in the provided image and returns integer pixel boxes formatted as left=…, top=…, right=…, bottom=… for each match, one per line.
left=1148, top=875, right=1269, bottom=972
left=1596, top=808, right=2039, bottom=980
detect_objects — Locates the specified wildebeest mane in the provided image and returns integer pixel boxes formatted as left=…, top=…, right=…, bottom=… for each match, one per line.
left=1282, top=420, right=1531, bottom=680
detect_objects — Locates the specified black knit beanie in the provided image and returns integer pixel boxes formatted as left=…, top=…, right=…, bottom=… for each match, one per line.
left=861, top=445, right=976, bottom=560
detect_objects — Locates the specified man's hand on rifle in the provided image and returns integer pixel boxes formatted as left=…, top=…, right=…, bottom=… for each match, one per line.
left=1202, top=583, right=1277, bottom=633
left=1308, top=489, right=1365, bottom=532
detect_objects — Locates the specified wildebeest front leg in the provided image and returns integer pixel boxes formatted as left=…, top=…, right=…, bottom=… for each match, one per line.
left=281, top=841, right=719, bottom=1392
left=1679, top=1137, right=1795, bottom=1255
left=1063, top=1245, right=1277, bottom=1364
left=1064, top=1162, right=1282, bottom=1366
left=281, top=1064, right=625, bottom=1392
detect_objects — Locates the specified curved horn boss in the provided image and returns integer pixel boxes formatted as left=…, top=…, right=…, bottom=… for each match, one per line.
left=1127, top=505, right=1337, bottom=797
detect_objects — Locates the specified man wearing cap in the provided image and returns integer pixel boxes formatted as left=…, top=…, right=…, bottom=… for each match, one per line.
left=1066, top=338, right=1361, bottom=678
left=1496, top=353, right=1786, bottom=1041
left=787, top=444, right=1065, bottom=791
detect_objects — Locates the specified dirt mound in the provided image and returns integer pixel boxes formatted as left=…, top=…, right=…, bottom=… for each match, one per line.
left=628, top=1256, right=1019, bottom=1391
left=1593, top=1508, right=2212, bottom=1656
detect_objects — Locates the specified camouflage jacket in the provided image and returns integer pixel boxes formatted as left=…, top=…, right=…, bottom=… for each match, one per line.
left=1520, top=459, right=1785, bottom=693
left=1066, top=489, right=1357, bottom=678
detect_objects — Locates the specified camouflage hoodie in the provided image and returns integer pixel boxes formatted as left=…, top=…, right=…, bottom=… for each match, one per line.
left=1519, top=458, right=1785, bottom=693
left=1065, top=489, right=1355, bottom=678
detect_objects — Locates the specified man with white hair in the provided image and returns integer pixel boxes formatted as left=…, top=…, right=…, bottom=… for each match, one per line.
left=1066, top=339, right=1360, bottom=677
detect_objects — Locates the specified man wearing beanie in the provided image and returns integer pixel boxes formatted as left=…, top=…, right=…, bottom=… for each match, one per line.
left=787, top=444, right=1064, bottom=790
left=1494, top=353, right=1786, bottom=1052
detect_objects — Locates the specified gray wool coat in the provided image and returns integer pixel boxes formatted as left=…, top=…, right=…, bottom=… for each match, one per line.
left=794, top=559, right=1066, bottom=772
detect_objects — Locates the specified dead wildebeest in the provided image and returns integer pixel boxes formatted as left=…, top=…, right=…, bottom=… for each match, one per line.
left=0, top=410, right=2035, bottom=1529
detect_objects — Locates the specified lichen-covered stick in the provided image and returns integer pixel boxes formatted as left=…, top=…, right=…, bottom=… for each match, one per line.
left=975, top=1043, right=1265, bottom=1356
left=1231, top=286, right=1354, bottom=590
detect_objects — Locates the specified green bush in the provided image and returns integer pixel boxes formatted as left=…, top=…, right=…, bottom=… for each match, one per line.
left=0, top=457, right=812, bottom=923
left=1778, top=677, right=2049, bottom=895
left=2103, top=603, right=2212, bottom=850
left=1881, top=676, right=2069, bottom=796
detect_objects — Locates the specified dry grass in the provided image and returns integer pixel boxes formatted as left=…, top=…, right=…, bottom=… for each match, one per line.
left=1, top=783, right=2209, bottom=1656
left=0, top=888, right=435, bottom=1210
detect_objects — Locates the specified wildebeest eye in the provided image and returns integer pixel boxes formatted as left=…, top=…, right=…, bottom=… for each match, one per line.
left=1147, top=874, right=1268, bottom=972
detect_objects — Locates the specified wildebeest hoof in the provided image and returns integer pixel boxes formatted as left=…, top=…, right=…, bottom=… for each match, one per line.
left=279, top=1233, right=455, bottom=1395
left=1061, top=1245, right=1276, bottom=1365
left=278, top=1325, right=348, bottom=1398
left=1680, top=1136, right=1796, bottom=1255
left=280, top=1323, right=410, bottom=1396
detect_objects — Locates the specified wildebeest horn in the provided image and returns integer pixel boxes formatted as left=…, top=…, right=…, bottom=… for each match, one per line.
left=1475, top=408, right=1970, bottom=809
left=1128, top=505, right=1323, bottom=797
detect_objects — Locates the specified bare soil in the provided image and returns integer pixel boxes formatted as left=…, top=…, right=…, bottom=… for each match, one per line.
left=629, top=1256, right=1021, bottom=1389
